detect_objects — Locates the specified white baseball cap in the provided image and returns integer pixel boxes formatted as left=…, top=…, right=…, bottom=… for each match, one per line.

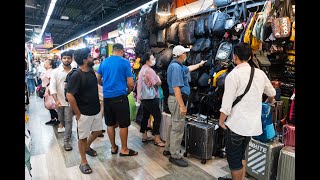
left=172, top=45, right=190, bottom=57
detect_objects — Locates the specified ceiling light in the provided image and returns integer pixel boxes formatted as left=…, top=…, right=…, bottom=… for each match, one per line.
left=60, top=16, right=69, bottom=20
left=39, top=0, right=57, bottom=40
left=50, top=0, right=158, bottom=52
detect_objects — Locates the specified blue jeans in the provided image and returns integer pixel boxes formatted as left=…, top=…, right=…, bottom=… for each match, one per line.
left=27, top=78, right=36, bottom=94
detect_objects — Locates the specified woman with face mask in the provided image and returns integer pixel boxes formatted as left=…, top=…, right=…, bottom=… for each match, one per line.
left=137, top=52, right=165, bottom=147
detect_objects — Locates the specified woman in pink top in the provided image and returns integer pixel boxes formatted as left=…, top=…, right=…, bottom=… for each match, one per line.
left=42, top=60, right=59, bottom=126
left=137, top=52, right=165, bottom=147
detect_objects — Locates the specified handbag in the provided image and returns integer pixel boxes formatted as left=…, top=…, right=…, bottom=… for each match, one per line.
left=271, top=0, right=293, bottom=38
left=141, top=68, right=157, bottom=100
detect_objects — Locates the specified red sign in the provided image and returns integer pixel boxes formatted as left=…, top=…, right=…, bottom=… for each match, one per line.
left=44, top=32, right=53, bottom=48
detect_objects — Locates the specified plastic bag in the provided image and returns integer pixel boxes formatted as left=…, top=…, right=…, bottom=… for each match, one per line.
left=128, top=92, right=137, bottom=121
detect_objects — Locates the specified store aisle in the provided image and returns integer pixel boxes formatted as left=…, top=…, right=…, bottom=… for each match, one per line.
left=27, top=94, right=241, bottom=180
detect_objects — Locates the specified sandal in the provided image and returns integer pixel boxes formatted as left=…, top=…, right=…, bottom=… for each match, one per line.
left=79, top=163, right=92, bottom=174
left=85, top=147, right=97, bottom=157
left=64, top=142, right=73, bottom=151
left=119, top=149, right=138, bottom=156
left=142, top=137, right=153, bottom=143
left=111, top=145, right=118, bottom=154
left=154, top=141, right=165, bottom=147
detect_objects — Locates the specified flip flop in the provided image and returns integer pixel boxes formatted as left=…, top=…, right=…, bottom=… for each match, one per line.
left=111, top=145, right=118, bottom=154
left=154, top=141, right=165, bottom=147
left=119, top=149, right=138, bottom=156
left=79, top=164, right=92, bottom=174
left=85, top=147, right=97, bottom=157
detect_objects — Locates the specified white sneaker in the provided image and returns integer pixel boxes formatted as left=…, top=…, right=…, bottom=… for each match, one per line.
left=58, top=127, right=65, bottom=133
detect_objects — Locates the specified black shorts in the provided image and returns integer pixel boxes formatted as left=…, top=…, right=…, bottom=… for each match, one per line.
left=104, top=95, right=130, bottom=128
left=225, top=126, right=251, bottom=171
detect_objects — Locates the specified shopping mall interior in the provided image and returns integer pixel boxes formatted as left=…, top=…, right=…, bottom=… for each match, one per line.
left=25, top=0, right=295, bottom=179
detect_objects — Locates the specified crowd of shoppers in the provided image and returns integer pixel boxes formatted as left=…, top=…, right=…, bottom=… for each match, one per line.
left=26, top=42, right=275, bottom=178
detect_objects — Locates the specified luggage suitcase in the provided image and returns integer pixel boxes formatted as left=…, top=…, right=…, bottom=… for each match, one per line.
left=282, top=124, right=295, bottom=147
left=245, top=138, right=284, bottom=180
left=184, top=117, right=214, bottom=164
left=160, top=112, right=171, bottom=142
left=276, top=146, right=295, bottom=180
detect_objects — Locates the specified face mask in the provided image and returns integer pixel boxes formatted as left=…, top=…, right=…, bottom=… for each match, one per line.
left=88, top=61, right=95, bottom=67
left=93, top=64, right=100, bottom=71
left=150, top=58, right=156, bottom=66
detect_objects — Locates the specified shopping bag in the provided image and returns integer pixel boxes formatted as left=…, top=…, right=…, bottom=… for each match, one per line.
left=128, top=92, right=137, bottom=121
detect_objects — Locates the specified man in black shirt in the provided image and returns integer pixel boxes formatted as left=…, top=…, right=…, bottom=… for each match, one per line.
left=66, top=47, right=102, bottom=174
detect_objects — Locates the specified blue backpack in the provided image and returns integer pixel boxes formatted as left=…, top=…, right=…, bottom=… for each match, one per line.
left=253, top=102, right=276, bottom=142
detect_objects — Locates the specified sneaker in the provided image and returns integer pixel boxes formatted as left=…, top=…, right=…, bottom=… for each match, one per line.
left=169, top=156, right=188, bottom=167
left=58, top=127, right=65, bottom=133
left=45, top=120, right=58, bottom=125
left=163, top=150, right=171, bottom=156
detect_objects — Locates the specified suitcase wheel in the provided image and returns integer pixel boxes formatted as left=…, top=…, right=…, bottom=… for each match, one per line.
left=201, top=159, right=206, bottom=164
left=183, top=152, right=188, bottom=157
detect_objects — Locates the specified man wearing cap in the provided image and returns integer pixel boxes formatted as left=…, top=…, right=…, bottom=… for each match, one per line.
left=164, top=45, right=207, bottom=167
left=97, top=43, right=138, bottom=157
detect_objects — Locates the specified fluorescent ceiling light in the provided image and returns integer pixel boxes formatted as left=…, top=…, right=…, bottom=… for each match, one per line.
left=50, top=0, right=158, bottom=51
left=60, top=15, right=69, bottom=20
left=39, top=0, right=57, bottom=39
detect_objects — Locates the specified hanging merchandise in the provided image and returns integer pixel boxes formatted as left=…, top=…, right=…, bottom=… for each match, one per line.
left=178, top=19, right=196, bottom=45
left=271, top=0, right=293, bottom=39
left=167, top=22, right=180, bottom=45
left=214, top=0, right=232, bottom=8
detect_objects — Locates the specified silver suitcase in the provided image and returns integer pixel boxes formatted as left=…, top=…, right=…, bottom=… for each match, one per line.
left=245, top=138, right=284, bottom=180
left=276, top=146, right=295, bottom=180
left=160, top=112, right=171, bottom=141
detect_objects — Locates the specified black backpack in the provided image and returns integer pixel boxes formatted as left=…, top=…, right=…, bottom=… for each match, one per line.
left=64, top=68, right=95, bottom=102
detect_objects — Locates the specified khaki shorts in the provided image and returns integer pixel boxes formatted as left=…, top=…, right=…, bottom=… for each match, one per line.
left=76, top=111, right=103, bottom=139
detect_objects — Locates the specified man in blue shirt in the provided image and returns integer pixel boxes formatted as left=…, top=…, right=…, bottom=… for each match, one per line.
left=97, top=43, right=138, bottom=156
left=164, top=45, right=206, bottom=167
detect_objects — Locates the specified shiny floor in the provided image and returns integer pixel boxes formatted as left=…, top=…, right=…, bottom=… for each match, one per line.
left=26, top=94, right=252, bottom=180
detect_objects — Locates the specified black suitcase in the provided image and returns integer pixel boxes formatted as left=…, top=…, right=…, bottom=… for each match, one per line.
left=184, top=117, right=214, bottom=164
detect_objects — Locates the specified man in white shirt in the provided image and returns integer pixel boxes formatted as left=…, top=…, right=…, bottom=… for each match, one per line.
left=218, top=43, right=276, bottom=180
left=49, top=50, right=74, bottom=151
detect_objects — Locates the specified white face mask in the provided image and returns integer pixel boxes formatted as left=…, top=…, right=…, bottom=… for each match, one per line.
left=150, top=58, right=156, bottom=66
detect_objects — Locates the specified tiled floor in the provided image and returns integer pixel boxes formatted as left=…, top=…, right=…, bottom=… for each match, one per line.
left=26, top=94, right=254, bottom=180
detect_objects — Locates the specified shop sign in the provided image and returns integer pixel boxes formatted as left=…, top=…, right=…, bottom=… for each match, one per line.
left=44, top=32, right=53, bottom=48
left=108, top=30, right=119, bottom=39
left=35, top=49, right=48, bottom=54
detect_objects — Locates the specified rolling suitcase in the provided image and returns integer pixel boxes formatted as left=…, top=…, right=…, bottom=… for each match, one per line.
left=184, top=117, right=214, bottom=164
left=245, top=138, right=284, bottom=180
left=276, top=146, right=295, bottom=180
left=160, top=112, right=171, bottom=142
left=282, top=124, right=295, bottom=147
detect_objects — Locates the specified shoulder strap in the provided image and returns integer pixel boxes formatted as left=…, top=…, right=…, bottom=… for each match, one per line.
left=232, top=66, right=255, bottom=107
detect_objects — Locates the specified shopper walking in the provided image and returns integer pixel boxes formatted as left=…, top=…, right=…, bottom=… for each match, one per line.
left=42, top=60, right=59, bottom=126
left=66, top=47, right=103, bottom=174
left=96, top=43, right=138, bottom=157
left=218, top=43, right=276, bottom=180
left=165, top=45, right=206, bottom=167
left=137, top=52, right=165, bottom=147
left=49, top=50, right=74, bottom=151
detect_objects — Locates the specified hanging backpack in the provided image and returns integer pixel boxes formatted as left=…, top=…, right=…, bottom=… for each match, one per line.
left=167, top=22, right=180, bottom=45
left=178, top=19, right=196, bottom=45
left=215, top=41, right=233, bottom=63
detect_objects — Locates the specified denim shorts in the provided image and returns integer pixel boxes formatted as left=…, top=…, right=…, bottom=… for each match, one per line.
left=224, top=126, right=251, bottom=171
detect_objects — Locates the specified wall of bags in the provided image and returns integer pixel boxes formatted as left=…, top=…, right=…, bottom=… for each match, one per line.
left=134, top=0, right=295, bottom=118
